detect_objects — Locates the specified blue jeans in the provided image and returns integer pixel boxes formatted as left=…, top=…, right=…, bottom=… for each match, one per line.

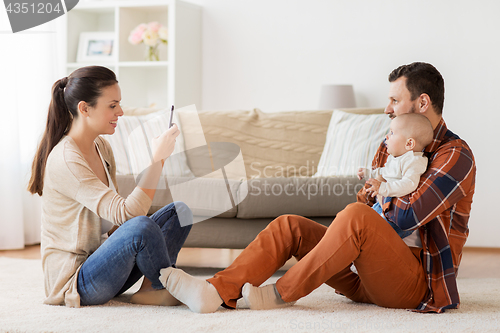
left=372, top=202, right=413, bottom=239
left=77, top=201, right=192, bottom=305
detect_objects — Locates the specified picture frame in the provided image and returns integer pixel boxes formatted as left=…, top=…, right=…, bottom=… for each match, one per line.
left=77, top=32, right=115, bottom=63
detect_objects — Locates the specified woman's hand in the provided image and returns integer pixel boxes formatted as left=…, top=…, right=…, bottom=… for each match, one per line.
left=151, top=124, right=180, bottom=164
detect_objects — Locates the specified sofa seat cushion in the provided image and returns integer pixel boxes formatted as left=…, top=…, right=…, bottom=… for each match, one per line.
left=183, top=216, right=336, bottom=249
left=236, top=176, right=365, bottom=219
left=116, top=175, right=239, bottom=218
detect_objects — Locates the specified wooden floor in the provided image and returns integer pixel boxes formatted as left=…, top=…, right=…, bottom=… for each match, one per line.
left=1, top=245, right=500, bottom=278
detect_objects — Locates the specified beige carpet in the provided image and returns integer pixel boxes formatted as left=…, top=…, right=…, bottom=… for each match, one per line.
left=0, top=257, right=499, bottom=333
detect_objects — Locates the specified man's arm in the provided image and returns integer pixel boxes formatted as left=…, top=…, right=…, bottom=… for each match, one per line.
left=386, top=140, right=475, bottom=231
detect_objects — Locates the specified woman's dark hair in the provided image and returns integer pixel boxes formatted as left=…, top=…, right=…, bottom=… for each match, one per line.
left=28, top=66, right=118, bottom=196
left=388, top=62, right=445, bottom=114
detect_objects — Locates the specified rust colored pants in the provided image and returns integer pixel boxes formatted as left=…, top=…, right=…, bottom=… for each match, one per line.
left=207, top=203, right=428, bottom=309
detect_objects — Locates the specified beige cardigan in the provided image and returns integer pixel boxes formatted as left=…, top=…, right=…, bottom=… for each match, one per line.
left=41, top=136, right=152, bottom=307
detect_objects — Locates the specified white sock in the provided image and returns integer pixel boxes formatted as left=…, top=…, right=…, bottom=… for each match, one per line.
left=242, top=283, right=296, bottom=310
left=159, top=267, right=223, bottom=313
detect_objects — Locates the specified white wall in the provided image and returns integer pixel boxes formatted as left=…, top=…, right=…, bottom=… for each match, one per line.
left=187, top=0, right=499, bottom=247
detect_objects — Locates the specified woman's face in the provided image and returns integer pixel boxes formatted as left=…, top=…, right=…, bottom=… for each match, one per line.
left=86, top=83, right=123, bottom=135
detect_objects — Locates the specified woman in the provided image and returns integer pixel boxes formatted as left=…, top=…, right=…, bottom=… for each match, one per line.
left=28, top=66, right=192, bottom=307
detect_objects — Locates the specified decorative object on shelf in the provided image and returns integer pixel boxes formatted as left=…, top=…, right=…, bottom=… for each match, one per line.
left=318, top=84, right=356, bottom=109
left=128, top=21, right=168, bottom=61
left=64, top=1, right=201, bottom=108
left=77, top=32, right=115, bottom=63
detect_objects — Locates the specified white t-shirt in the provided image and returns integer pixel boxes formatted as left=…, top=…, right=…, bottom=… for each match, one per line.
left=368, top=150, right=428, bottom=197
left=368, top=151, right=428, bottom=248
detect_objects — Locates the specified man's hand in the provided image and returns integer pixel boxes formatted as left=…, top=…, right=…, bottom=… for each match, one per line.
left=365, top=178, right=382, bottom=198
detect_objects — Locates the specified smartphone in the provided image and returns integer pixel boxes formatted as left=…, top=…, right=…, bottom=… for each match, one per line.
left=169, top=105, right=175, bottom=128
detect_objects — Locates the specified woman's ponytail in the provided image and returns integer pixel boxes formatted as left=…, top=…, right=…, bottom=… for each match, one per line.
left=28, top=66, right=117, bottom=195
left=28, top=77, right=73, bottom=195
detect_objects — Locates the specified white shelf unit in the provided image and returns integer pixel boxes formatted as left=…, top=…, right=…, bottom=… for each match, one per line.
left=60, top=0, right=201, bottom=109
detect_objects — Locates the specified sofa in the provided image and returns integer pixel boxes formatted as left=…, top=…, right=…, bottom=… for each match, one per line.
left=112, top=107, right=388, bottom=249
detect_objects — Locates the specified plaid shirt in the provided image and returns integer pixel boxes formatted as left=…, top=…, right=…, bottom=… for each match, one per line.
left=358, top=118, right=476, bottom=313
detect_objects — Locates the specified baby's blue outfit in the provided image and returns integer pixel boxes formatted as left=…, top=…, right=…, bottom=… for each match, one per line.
left=372, top=201, right=414, bottom=239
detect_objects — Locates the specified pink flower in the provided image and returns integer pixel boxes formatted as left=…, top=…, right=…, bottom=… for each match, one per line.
left=128, top=23, right=148, bottom=45
left=148, top=21, right=162, bottom=33
left=128, top=31, right=142, bottom=45
left=128, top=22, right=167, bottom=46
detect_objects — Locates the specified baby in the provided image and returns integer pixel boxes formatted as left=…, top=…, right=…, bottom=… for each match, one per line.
left=358, top=113, right=434, bottom=238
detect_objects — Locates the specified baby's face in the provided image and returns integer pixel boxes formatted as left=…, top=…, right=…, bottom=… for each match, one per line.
left=385, top=120, right=409, bottom=157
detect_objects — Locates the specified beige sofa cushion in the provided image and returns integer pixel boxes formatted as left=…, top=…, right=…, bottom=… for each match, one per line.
left=314, top=109, right=391, bottom=176
left=178, top=108, right=384, bottom=179
left=179, top=109, right=332, bottom=178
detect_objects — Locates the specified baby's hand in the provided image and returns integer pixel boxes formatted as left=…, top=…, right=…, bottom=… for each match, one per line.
left=357, top=168, right=366, bottom=180
left=365, top=178, right=382, bottom=198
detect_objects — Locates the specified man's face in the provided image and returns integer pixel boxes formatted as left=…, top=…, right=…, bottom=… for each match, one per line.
left=385, top=77, right=418, bottom=119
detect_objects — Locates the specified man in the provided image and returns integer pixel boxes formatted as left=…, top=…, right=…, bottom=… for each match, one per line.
left=356, top=62, right=476, bottom=312
left=160, top=62, right=476, bottom=314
